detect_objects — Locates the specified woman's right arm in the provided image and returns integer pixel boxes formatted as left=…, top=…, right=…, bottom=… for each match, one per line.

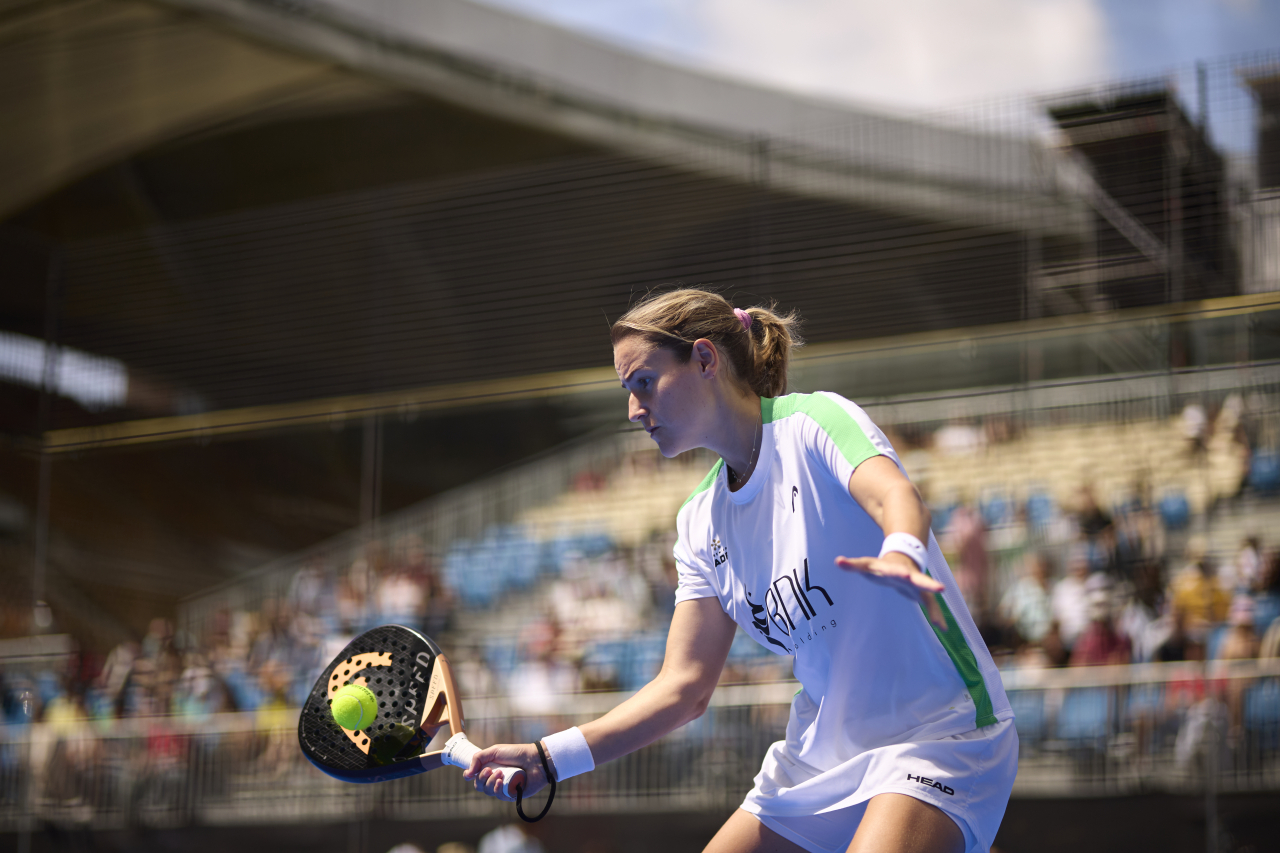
left=465, top=595, right=737, bottom=797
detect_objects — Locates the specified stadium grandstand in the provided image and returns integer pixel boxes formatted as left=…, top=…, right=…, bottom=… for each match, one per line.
left=2, top=1, right=1280, bottom=851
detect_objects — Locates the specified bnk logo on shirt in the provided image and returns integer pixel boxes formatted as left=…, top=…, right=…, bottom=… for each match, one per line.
left=742, top=557, right=835, bottom=654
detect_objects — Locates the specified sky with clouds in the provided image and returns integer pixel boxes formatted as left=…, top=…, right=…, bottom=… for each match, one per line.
left=473, top=0, right=1280, bottom=113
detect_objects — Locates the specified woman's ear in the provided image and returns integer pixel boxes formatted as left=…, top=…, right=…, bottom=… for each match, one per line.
left=691, top=339, right=718, bottom=377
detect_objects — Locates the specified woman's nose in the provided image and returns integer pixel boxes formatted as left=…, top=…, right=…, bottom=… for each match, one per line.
left=628, top=394, right=645, bottom=422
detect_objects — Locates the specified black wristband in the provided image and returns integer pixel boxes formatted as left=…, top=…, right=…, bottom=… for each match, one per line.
left=515, top=741, right=556, bottom=823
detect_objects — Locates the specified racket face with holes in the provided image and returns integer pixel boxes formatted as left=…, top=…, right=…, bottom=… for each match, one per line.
left=298, top=624, right=452, bottom=783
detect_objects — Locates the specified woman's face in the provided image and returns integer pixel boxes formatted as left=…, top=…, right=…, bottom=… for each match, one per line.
left=614, top=336, right=714, bottom=458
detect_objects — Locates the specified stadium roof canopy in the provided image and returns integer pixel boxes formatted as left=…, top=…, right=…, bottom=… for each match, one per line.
left=2, top=0, right=1102, bottom=442
left=3, top=0, right=1078, bottom=228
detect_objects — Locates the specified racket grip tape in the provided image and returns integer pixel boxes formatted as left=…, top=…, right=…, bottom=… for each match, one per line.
left=441, top=733, right=524, bottom=798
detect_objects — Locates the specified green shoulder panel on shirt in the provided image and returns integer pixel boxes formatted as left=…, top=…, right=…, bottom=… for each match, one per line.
left=762, top=393, right=880, bottom=471
left=680, top=459, right=724, bottom=511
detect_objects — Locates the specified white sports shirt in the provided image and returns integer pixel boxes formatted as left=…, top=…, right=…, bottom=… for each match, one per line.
left=673, top=392, right=1012, bottom=807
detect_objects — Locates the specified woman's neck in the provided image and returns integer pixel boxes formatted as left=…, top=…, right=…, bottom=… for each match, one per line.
left=713, top=392, right=762, bottom=486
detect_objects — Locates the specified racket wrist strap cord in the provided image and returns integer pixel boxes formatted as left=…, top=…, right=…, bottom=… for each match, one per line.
left=516, top=741, right=555, bottom=823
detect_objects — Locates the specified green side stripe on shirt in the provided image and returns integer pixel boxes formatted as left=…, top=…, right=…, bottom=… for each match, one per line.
left=680, top=459, right=724, bottom=510
left=761, top=393, right=880, bottom=471
left=921, top=592, right=998, bottom=728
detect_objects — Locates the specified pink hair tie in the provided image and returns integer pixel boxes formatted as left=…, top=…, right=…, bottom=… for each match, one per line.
left=733, top=308, right=752, bottom=331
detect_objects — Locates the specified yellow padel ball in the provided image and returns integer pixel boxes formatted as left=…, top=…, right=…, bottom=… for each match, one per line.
left=331, top=683, right=378, bottom=731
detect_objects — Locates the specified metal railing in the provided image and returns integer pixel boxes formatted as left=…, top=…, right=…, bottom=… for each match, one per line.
left=3, top=663, right=1278, bottom=833
left=1003, top=659, right=1280, bottom=797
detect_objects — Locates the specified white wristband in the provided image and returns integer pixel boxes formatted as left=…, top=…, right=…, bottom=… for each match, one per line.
left=541, top=726, right=594, bottom=781
left=879, top=532, right=927, bottom=572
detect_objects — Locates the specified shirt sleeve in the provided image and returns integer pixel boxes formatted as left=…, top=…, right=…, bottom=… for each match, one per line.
left=799, top=392, right=899, bottom=491
left=672, top=516, right=718, bottom=605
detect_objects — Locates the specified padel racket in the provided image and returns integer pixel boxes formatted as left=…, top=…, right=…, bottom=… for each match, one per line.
left=297, top=624, right=539, bottom=813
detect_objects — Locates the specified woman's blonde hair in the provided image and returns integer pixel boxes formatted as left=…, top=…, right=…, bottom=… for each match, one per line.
left=610, top=288, right=803, bottom=398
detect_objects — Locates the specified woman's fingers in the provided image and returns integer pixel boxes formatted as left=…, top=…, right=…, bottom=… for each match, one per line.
left=464, top=743, right=525, bottom=779
left=836, top=555, right=948, bottom=631
left=464, top=743, right=543, bottom=800
left=835, top=556, right=944, bottom=591
left=478, top=772, right=514, bottom=800
left=920, top=589, right=947, bottom=631
left=463, top=746, right=492, bottom=780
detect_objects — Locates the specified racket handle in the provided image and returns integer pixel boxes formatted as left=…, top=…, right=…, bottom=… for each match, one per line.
left=441, top=732, right=525, bottom=799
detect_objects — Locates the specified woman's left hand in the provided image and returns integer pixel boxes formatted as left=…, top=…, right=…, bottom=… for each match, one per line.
left=835, top=553, right=948, bottom=630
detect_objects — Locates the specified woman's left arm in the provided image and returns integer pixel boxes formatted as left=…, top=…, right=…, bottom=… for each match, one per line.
left=836, top=455, right=947, bottom=627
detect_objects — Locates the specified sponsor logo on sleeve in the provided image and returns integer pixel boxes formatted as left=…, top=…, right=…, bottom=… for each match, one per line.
left=711, top=536, right=730, bottom=568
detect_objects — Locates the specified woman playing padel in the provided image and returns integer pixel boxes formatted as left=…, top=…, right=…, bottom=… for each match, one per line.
left=466, top=289, right=1016, bottom=853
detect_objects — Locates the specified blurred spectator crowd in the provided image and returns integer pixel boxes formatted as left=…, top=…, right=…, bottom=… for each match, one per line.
left=3, top=399, right=1279, bottom=743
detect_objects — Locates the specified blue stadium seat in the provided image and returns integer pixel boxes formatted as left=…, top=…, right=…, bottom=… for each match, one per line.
left=1056, top=688, right=1110, bottom=742
left=929, top=503, right=958, bottom=535
left=1245, top=679, right=1280, bottom=719
left=581, top=640, right=629, bottom=688
left=1124, top=683, right=1165, bottom=719
left=2, top=684, right=34, bottom=727
left=1024, top=492, right=1056, bottom=529
left=1248, top=451, right=1280, bottom=494
left=1244, top=679, right=1280, bottom=740
left=484, top=641, right=522, bottom=682
left=34, top=669, right=63, bottom=706
left=503, top=532, right=539, bottom=589
left=1206, top=624, right=1229, bottom=661
left=1157, top=492, right=1190, bottom=530
left=583, top=640, right=628, bottom=667
left=577, top=532, right=614, bottom=558
left=287, top=675, right=312, bottom=708
left=621, top=633, right=668, bottom=691
left=448, top=539, right=501, bottom=609
left=1254, top=596, right=1280, bottom=639
left=223, top=669, right=263, bottom=712
left=84, top=685, right=113, bottom=720
left=536, top=538, right=565, bottom=576
left=728, top=629, right=771, bottom=661
left=980, top=493, right=1011, bottom=528
left=1007, top=690, right=1046, bottom=743
left=443, top=542, right=472, bottom=594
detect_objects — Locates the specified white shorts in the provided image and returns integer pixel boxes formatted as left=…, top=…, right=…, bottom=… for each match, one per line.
left=744, top=718, right=1018, bottom=853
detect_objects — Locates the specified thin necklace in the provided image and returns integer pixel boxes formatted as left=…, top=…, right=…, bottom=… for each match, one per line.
left=727, top=413, right=762, bottom=487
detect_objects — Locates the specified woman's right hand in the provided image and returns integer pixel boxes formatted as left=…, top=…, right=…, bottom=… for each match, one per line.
left=461, top=598, right=737, bottom=804
left=464, top=742, right=550, bottom=801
